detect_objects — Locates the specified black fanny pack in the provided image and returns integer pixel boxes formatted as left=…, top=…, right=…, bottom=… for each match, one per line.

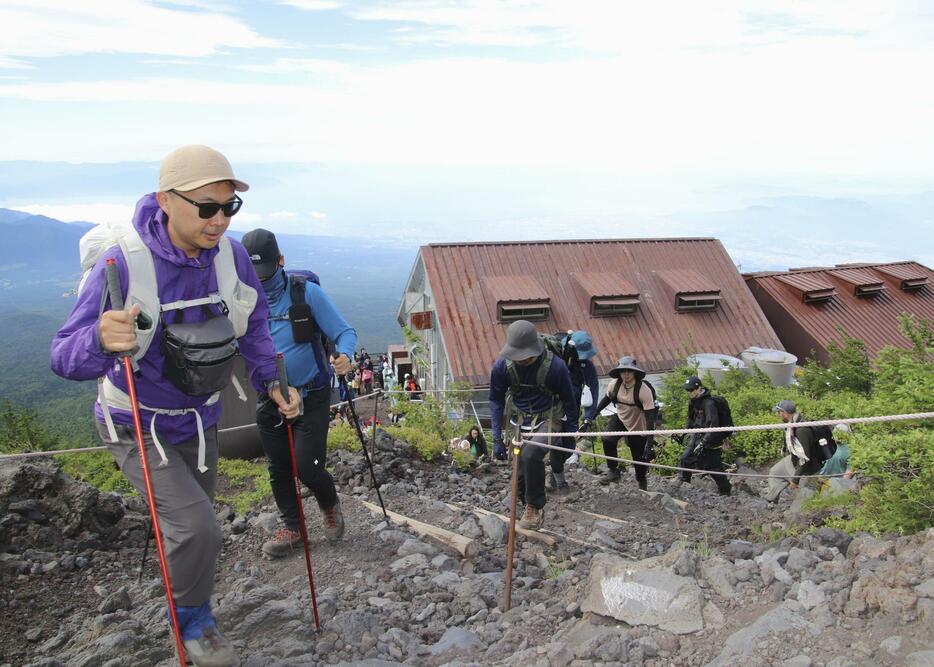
left=162, top=313, right=239, bottom=397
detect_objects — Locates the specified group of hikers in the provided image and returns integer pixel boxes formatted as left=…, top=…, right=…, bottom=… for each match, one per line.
left=50, top=145, right=850, bottom=666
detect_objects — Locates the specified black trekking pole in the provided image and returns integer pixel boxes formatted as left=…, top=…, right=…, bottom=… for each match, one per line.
left=338, top=376, right=388, bottom=519
left=276, top=354, right=321, bottom=630
left=105, top=259, right=186, bottom=666
left=138, top=520, right=152, bottom=583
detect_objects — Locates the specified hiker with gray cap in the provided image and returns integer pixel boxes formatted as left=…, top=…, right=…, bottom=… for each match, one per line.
left=52, top=145, right=300, bottom=667
left=765, top=400, right=826, bottom=503
left=488, top=320, right=578, bottom=529
left=593, top=356, right=658, bottom=490
left=677, top=376, right=732, bottom=496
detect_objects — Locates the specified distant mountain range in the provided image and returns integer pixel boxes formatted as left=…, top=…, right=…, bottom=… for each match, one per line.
left=0, top=206, right=415, bottom=350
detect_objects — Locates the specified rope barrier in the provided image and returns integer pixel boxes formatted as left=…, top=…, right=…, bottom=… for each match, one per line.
left=516, top=437, right=846, bottom=480
left=532, top=411, right=934, bottom=439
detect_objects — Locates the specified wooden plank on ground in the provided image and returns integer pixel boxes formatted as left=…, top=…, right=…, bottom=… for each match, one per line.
left=360, top=499, right=479, bottom=559
left=444, top=502, right=557, bottom=548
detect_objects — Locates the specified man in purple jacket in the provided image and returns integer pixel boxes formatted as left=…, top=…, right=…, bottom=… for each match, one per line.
left=51, top=145, right=299, bottom=667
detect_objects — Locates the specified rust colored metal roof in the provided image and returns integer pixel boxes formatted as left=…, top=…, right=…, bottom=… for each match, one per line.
left=572, top=272, right=639, bottom=298
left=415, top=238, right=783, bottom=385
left=744, top=261, right=934, bottom=364
left=482, top=274, right=549, bottom=302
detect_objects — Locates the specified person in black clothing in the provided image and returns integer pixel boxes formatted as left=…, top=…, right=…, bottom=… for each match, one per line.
left=489, top=320, right=578, bottom=530
left=679, top=376, right=731, bottom=496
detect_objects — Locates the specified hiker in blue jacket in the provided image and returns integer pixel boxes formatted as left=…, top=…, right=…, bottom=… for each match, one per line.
left=547, top=330, right=600, bottom=493
left=489, top=320, right=578, bottom=530
left=52, top=146, right=301, bottom=667
left=242, top=229, right=357, bottom=558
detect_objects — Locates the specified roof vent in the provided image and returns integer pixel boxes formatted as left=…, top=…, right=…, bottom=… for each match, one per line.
left=656, top=270, right=722, bottom=313
left=830, top=268, right=886, bottom=298
left=872, top=264, right=930, bottom=291
left=776, top=273, right=837, bottom=305
left=572, top=272, right=641, bottom=317
left=483, top=275, right=551, bottom=323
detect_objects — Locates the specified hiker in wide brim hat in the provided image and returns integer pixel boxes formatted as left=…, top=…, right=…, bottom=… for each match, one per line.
left=500, top=320, right=545, bottom=361
left=608, top=356, right=645, bottom=380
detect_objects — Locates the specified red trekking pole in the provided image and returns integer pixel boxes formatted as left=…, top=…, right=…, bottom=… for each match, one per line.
left=276, top=353, right=321, bottom=630
left=104, top=259, right=186, bottom=666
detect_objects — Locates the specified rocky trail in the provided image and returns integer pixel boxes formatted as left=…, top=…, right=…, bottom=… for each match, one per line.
left=2, top=429, right=933, bottom=667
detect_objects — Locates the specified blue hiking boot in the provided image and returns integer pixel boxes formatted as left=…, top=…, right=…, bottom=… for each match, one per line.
left=174, top=603, right=240, bottom=667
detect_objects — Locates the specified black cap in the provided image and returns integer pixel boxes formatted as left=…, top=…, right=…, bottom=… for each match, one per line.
left=241, top=228, right=280, bottom=281
left=683, top=376, right=703, bottom=391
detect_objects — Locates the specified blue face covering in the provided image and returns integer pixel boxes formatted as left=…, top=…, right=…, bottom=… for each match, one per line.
left=261, top=267, right=286, bottom=302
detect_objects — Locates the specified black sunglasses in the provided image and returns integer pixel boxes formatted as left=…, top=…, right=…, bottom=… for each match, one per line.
left=171, top=190, right=243, bottom=219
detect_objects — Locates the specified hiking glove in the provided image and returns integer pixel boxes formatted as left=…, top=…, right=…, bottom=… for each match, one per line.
left=580, top=418, right=592, bottom=432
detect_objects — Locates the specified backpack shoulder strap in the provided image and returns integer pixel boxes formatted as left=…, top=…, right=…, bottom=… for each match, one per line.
left=536, top=350, right=554, bottom=393
left=117, top=227, right=158, bottom=361
left=505, top=360, right=520, bottom=390
left=214, top=237, right=257, bottom=338
left=289, top=273, right=307, bottom=305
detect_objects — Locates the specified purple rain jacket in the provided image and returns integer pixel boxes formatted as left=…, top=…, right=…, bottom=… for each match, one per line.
left=51, top=193, right=278, bottom=445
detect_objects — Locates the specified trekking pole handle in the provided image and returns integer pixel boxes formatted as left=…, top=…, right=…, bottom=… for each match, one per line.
left=105, top=259, right=125, bottom=310
left=275, top=353, right=292, bottom=413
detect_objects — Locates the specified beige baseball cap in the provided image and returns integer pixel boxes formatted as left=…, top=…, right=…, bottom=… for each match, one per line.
left=158, top=145, right=250, bottom=193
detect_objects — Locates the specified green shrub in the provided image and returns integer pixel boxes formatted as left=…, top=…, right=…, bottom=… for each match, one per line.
left=386, top=425, right=446, bottom=461
left=57, top=451, right=136, bottom=495
left=450, top=447, right=474, bottom=470
left=327, top=422, right=361, bottom=453
left=215, top=457, right=272, bottom=515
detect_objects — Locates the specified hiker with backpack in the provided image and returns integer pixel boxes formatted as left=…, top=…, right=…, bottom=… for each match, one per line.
left=241, top=229, right=356, bottom=557
left=550, top=330, right=600, bottom=489
left=51, top=146, right=301, bottom=667
left=488, top=320, right=578, bottom=529
left=764, top=400, right=833, bottom=503
left=594, top=357, right=658, bottom=490
left=677, top=376, right=732, bottom=496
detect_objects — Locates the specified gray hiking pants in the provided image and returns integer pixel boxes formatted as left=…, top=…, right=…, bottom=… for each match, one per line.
left=96, top=421, right=222, bottom=607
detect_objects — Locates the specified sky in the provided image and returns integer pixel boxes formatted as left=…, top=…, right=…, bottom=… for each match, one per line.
left=1, top=1, right=933, bottom=269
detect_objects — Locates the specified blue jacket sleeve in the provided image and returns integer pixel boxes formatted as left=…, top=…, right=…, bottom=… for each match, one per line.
left=50, top=247, right=127, bottom=381
left=306, top=282, right=357, bottom=358
left=548, top=357, right=579, bottom=431
left=583, top=360, right=600, bottom=421
left=488, top=359, right=508, bottom=443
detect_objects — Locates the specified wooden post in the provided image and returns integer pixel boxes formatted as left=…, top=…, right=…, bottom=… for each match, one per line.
left=503, top=438, right=521, bottom=611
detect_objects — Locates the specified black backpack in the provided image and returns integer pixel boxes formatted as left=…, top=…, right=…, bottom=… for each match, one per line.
left=708, top=395, right=734, bottom=439
left=612, top=378, right=657, bottom=410
left=811, top=424, right=838, bottom=461
left=270, top=271, right=333, bottom=388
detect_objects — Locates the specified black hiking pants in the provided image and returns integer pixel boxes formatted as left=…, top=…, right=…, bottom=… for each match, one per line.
left=601, top=414, right=649, bottom=487
left=680, top=437, right=731, bottom=494
left=516, top=419, right=561, bottom=510
left=549, top=437, right=575, bottom=475
left=256, top=386, right=338, bottom=531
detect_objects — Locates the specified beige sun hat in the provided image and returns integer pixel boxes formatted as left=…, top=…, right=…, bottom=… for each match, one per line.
left=158, top=145, right=250, bottom=192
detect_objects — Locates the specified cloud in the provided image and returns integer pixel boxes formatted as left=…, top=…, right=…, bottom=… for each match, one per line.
left=235, top=58, right=349, bottom=74
left=269, top=210, right=300, bottom=219
left=309, top=211, right=327, bottom=219
left=277, top=0, right=343, bottom=10
left=0, top=1, right=280, bottom=62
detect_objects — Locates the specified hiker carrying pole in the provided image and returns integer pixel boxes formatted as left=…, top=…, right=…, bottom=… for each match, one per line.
left=105, top=259, right=186, bottom=666
left=277, top=353, right=321, bottom=630
left=51, top=145, right=298, bottom=667
left=242, top=228, right=356, bottom=559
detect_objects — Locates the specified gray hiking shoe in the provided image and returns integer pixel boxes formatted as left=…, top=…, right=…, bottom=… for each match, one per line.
left=261, top=527, right=302, bottom=559
left=545, top=472, right=557, bottom=492
left=518, top=505, right=545, bottom=530
left=183, top=625, right=240, bottom=667
left=599, top=468, right=621, bottom=485
left=322, top=498, right=345, bottom=542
